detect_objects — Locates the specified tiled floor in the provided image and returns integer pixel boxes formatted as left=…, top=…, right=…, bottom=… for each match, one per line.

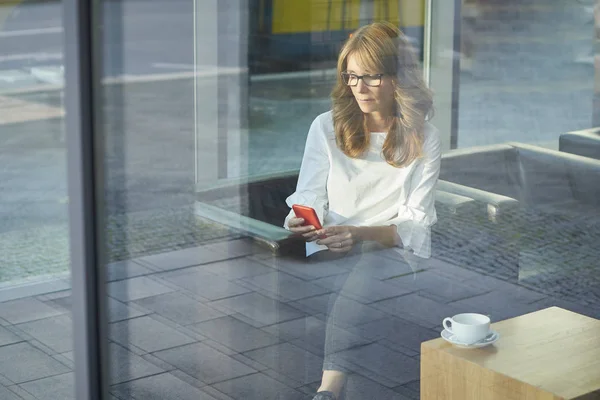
left=1, top=238, right=599, bottom=400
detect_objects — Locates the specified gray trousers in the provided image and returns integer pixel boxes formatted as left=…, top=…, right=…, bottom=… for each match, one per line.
left=307, top=243, right=422, bottom=372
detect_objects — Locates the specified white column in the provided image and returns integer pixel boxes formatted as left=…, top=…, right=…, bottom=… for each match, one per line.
left=593, top=0, right=600, bottom=126
left=194, top=0, right=219, bottom=184
left=359, top=0, right=375, bottom=25
left=194, top=0, right=249, bottom=184
left=423, top=0, right=460, bottom=152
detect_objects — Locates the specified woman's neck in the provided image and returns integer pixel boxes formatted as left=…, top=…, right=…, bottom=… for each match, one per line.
left=366, top=113, right=392, bottom=132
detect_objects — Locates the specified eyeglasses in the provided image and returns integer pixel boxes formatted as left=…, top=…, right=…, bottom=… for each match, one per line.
left=341, top=72, right=384, bottom=87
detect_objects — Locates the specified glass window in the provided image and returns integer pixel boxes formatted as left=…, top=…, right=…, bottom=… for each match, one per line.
left=0, top=0, right=73, bottom=398
left=92, top=0, right=600, bottom=399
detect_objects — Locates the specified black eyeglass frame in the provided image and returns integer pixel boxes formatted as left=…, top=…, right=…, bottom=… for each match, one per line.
left=341, top=72, right=385, bottom=87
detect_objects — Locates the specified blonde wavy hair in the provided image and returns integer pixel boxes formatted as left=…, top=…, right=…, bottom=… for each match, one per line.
left=331, top=21, right=433, bottom=167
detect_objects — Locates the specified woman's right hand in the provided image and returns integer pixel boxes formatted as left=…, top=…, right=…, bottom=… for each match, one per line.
left=288, top=217, right=321, bottom=242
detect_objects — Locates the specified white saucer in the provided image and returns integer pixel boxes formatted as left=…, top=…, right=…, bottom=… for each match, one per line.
left=441, top=329, right=500, bottom=348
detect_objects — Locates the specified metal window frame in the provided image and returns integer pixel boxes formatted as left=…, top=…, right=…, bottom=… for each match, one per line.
left=64, top=0, right=109, bottom=398
left=449, top=0, right=461, bottom=149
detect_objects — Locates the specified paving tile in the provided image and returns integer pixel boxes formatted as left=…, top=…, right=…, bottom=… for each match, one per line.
left=497, top=285, right=547, bottom=304
left=230, top=352, right=271, bottom=372
left=345, top=373, right=413, bottom=400
left=106, top=260, right=154, bottom=282
left=353, top=252, right=419, bottom=281
left=372, top=293, right=462, bottom=329
left=167, top=368, right=210, bottom=393
left=134, top=292, right=225, bottom=325
left=211, top=292, right=305, bottom=327
left=211, top=372, right=305, bottom=400
left=60, top=351, right=73, bottom=362
left=530, top=297, right=600, bottom=320
left=0, top=375, right=14, bottom=388
left=462, top=274, right=523, bottom=292
left=251, top=252, right=275, bottom=261
left=46, top=296, right=72, bottom=312
left=241, top=272, right=331, bottom=302
left=111, top=373, right=218, bottom=400
left=203, top=239, right=262, bottom=258
left=336, top=343, right=419, bottom=386
left=109, top=342, right=164, bottom=385
left=403, top=380, right=421, bottom=393
left=138, top=246, right=232, bottom=271
left=19, top=372, right=74, bottom=400
left=393, top=383, right=420, bottom=400
left=107, top=298, right=149, bottom=323
left=195, top=257, right=275, bottom=280
left=155, top=265, right=216, bottom=280
left=261, top=367, right=306, bottom=391
left=0, top=386, right=21, bottom=400
left=289, top=293, right=343, bottom=315
left=140, top=352, right=178, bottom=372
left=195, top=385, right=237, bottom=400
left=262, top=316, right=369, bottom=355
left=37, top=290, right=71, bottom=302
left=242, top=342, right=323, bottom=386
left=293, top=294, right=387, bottom=328
left=351, top=317, right=439, bottom=354
left=108, top=276, right=175, bottom=302
left=0, top=342, right=70, bottom=383
left=53, top=353, right=74, bottom=370
left=312, top=273, right=413, bottom=303
left=0, top=325, right=23, bottom=347
left=27, top=339, right=56, bottom=357
left=189, top=316, right=279, bottom=353
left=427, top=259, right=485, bottom=281
left=153, top=342, right=256, bottom=385
left=297, top=382, right=320, bottom=397
left=373, top=247, right=420, bottom=261
left=0, top=298, right=63, bottom=324
left=201, top=338, right=239, bottom=356
left=110, top=316, right=196, bottom=353
left=162, top=270, right=252, bottom=301
left=449, top=292, right=545, bottom=323
left=0, top=279, right=71, bottom=303
left=49, top=296, right=147, bottom=323
left=387, top=271, right=489, bottom=303
left=255, top=256, right=350, bottom=280
left=16, top=315, right=73, bottom=353
left=450, top=287, right=547, bottom=309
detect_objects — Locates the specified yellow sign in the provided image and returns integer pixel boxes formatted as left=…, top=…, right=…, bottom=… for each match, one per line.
left=271, top=0, right=424, bottom=34
left=0, top=0, right=22, bottom=28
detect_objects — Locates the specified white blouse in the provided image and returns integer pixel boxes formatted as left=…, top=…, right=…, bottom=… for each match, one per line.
left=284, top=111, right=441, bottom=258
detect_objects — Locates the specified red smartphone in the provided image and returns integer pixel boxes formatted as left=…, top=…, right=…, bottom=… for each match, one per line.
left=292, top=204, right=323, bottom=230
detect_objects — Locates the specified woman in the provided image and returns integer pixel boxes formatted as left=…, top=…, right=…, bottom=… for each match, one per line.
left=284, top=22, right=440, bottom=400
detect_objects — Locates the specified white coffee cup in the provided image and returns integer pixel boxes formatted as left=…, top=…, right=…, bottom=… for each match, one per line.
left=443, top=313, right=490, bottom=344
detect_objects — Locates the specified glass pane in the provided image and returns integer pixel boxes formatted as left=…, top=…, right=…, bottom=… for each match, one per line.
left=423, top=0, right=600, bottom=398
left=98, top=1, right=600, bottom=400
left=0, top=0, right=73, bottom=398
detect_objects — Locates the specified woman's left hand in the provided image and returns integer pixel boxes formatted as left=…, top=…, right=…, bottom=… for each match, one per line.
left=316, top=226, right=361, bottom=253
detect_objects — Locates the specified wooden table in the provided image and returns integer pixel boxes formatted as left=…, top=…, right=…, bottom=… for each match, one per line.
left=421, top=307, right=600, bottom=399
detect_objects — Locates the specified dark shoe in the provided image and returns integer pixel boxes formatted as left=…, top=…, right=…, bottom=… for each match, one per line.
left=313, top=391, right=336, bottom=400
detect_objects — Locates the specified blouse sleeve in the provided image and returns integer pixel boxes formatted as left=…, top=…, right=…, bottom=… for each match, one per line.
left=283, top=116, right=330, bottom=229
left=387, top=126, right=441, bottom=258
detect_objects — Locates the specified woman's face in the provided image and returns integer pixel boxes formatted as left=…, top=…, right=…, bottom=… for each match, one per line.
left=345, top=53, right=395, bottom=120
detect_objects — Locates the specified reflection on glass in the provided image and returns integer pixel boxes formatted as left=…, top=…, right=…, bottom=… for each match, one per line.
left=284, top=22, right=437, bottom=399
left=98, top=0, right=600, bottom=399
left=0, top=0, right=73, bottom=398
